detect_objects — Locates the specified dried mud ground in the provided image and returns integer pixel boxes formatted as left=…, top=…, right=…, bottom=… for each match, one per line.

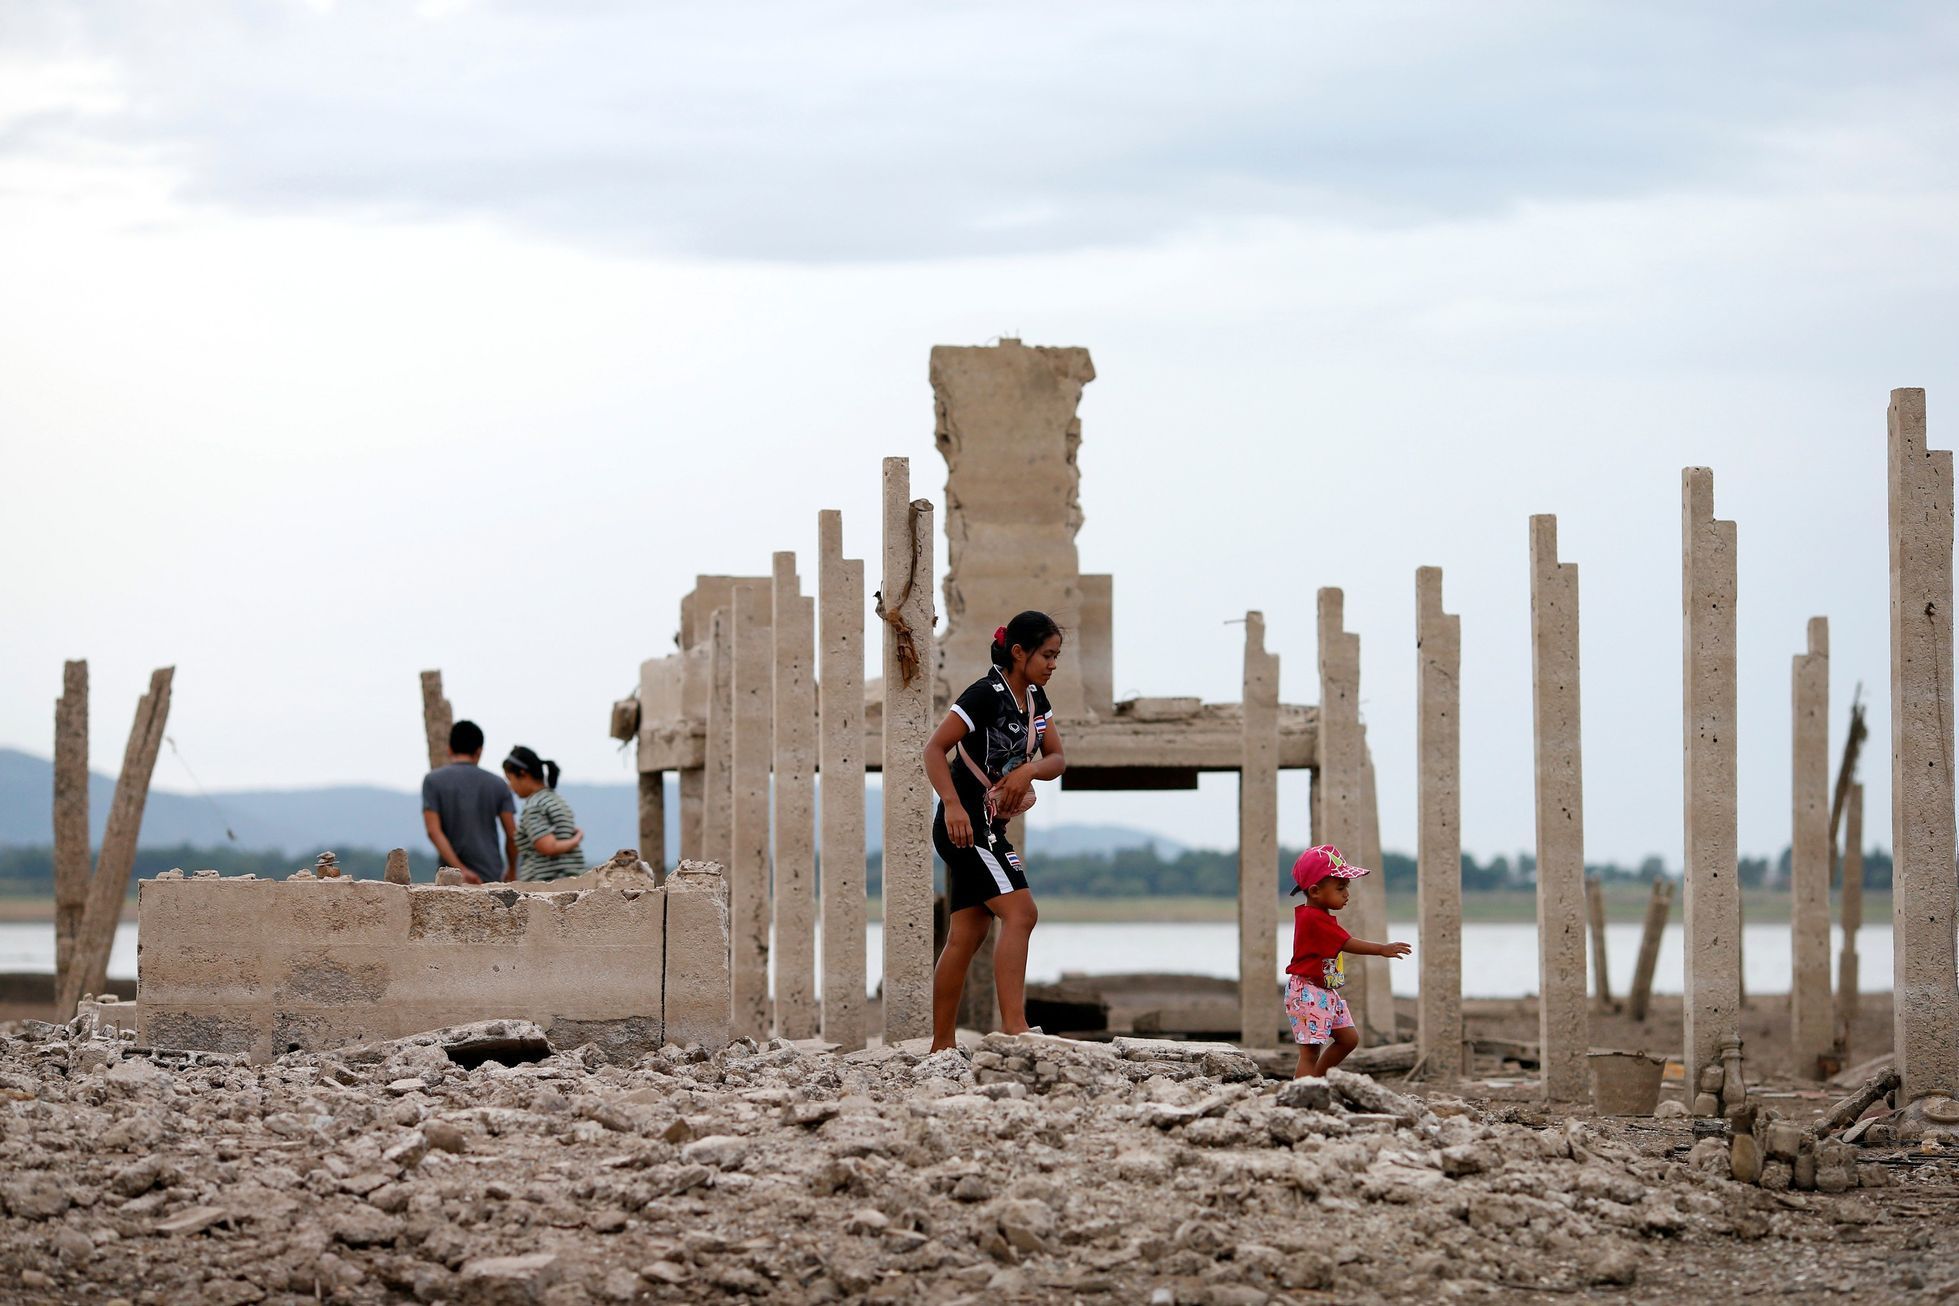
left=0, top=1013, right=1954, bottom=1306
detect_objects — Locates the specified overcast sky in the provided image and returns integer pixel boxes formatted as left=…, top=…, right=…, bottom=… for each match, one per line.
left=4, top=2, right=1957, bottom=864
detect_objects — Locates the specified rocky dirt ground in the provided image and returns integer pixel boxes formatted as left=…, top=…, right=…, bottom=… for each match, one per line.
left=1, top=1013, right=1954, bottom=1305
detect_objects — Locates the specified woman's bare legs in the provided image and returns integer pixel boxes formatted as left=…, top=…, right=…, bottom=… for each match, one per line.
left=990, top=890, right=1039, bottom=1034
left=931, top=907, right=993, bottom=1052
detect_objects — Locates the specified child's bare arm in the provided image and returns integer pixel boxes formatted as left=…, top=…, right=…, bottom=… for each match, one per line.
left=1346, top=938, right=1412, bottom=959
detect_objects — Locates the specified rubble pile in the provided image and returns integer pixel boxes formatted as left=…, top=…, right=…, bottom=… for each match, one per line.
left=0, top=1017, right=1937, bottom=1304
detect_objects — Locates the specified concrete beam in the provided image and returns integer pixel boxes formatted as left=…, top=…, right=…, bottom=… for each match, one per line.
left=1791, top=617, right=1833, bottom=1078
left=1682, top=468, right=1742, bottom=1109
left=1886, top=387, right=1959, bottom=1105
left=1529, top=514, right=1588, bottom=1102
left=1415, top=568, right=1462, bottom=1084
left=818, top=510, right=868, bottom=1051
left=1238, top=612, right=1280, bottom=1050
left=880, top=458, right=937, bottom=1044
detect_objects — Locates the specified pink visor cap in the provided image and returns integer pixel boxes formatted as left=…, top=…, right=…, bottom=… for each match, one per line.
left=1290, top=844, right=1371, bottom=895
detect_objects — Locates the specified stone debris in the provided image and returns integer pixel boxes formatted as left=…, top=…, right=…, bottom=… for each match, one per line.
left=314, top=851, right=342, bottom=879
left=383, top=848, right=411, bottom=886
left=0, top=1020, right=1943, bottom=1303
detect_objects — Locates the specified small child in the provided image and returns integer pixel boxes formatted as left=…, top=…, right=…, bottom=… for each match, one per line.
left=1285, top=845, right=1411, bottom=1078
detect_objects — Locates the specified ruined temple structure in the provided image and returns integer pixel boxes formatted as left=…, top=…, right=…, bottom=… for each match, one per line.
left=625, top=340, right=1348, bottom=1055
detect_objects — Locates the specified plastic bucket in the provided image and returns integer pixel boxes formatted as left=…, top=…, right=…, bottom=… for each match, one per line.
left=1588, top=1050, right=1667, bottom=1116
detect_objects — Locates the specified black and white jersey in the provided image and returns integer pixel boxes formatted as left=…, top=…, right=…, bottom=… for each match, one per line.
left=947, top=667, right=1054, bottom=816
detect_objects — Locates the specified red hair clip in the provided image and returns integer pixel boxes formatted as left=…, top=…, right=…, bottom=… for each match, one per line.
left=993, top=625, right=1007, bottom=644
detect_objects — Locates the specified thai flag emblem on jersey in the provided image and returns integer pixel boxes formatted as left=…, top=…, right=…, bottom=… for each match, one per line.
left=1033, top=713, right=1050, bottom=738
left=1005, top=851, right=1023, bottom=870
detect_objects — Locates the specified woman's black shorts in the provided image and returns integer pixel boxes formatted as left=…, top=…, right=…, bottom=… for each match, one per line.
left=933, top=803, right=1029, bottom=914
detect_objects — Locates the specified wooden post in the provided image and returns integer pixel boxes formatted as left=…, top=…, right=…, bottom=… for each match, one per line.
left=61, top=667, right=173, bottom=1014
left=1586, top=877, right=1614, bottom=1011
left=1628, top=877, right=1673, bottom=1023
left=817, top=510, right=869, bottom=1051
left=53, top=661, right=89, bottom=992
left=419, top=670, right=453, bottom=770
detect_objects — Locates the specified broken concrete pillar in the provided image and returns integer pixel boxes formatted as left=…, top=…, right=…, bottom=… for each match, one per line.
left=1682, top=468, right=1742, bottom=1109
left=1315, top=588, right=1375, bottom=1043
left=1839, top=783, right=1863, bottom=1022
left=1886, top=387, right=1959, bottom=1106
left=1354, top=740, right=1392, bottom=1040
left=1586, top=878, right=1612, bottom=1010
left=1627, top=877, right=1673, bottom=1023
left=637, top=772, right=666, bottom=878
left=1079, top=574, right=1115, bottom=718
left=665, top=860, right=734, bottom=1049
left=817, top=510, right=869, bottom=1052
left=703, top=608, right=734, bottom=874
left=385, top=848, right=411, bottom=886
left=1238, top=612, right=1281, bottom=1049
left=1791, top=617, right=1833, bottom=1079
left=772, top=552, right=819, bottom=1041
left=729, top=581, right=774, bottom=1042
left=930, top=340, right=1094, bottom=715
left=881, top=458, right=937, bottom=1044
left=1415, top=567, right=1462, bottom=1084
left=64, top=667, right=174, bottom=1014
left=53, top=660, right=89, bottom=993
left=1529, top=514, right=1588, bottom=1102
left=419, top=670, right=453, bottom=772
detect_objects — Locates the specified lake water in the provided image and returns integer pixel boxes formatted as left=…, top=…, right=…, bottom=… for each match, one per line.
left=0, top=919, right=1894, bottom=1000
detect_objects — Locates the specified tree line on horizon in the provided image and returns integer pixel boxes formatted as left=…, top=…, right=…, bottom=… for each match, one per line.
left=0, top=840, right=1896, bottom=900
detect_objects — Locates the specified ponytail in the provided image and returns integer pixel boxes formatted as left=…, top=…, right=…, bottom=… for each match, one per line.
left=989, top=610, right=1064, bottom=670
left=502, top=745, right=560, bottom=789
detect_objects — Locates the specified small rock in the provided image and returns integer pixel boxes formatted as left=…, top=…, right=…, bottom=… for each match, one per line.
left=994, top=1198, right=1055, bottom=1253
left=53, top=1226, right=95, bottom=1262
left=459, top=1252, right=561, bottom=1303
left=845, top=1208, right=890, bottom=1235
left=1586, top=1242, right=1639, bottom=1286
left=641, top=1261, right=688, bottom=1286
left=421, top=1121, right=468, bottom=1154
left=385, top=848, right=412, bottom=885
left=435, top=867, right=466, bottom=886
left=599, top=1267, right=642, bottom=1301
left=951, top=1174, right=992, bottom=1202
left=0, top=1175, right=71, bottom=1220
left=1275, top=1078, right=1332, bottom=1112
left=1652, top=1100, right=1688, bottom=1119
left=156, top=1205, right=230, bottom=1235
left=680, top=1135, right=749, bottom=1169
left=332, top=1209, right=401, bottom=1248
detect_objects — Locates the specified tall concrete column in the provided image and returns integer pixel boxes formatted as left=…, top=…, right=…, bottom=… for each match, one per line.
left=678, top=639, right=709, bottom=862
left=1238, top=612, right=1281, bottom=1050
left=1838, top=783, right=1863, bottom=1022
left=703, top=610, right=735, bottom=873
left=1682, top=468, right=1742, bottom=1108
left=637, top=773, right=666, bottom=876
left=419, top=670, right=453, bottom=772
left=53, top=661, right=89, bottom=992
left=1529, top=515, right=1589, bottom=1102
left=1355, top=741, right=1392, bottom=1039
left=772, top=553, right=819, bottom=1040
left=1790, top=617, right=1833, bottom=1078
left=1886, top=388, right=1959, bottom=1105
left=1316, top=589, right=1375, bottom=1042
left=818, top=510, right=868, bottom=1051
left=1415, top=568, right=1462, bottom=1083
left=881, top=458, right=937, bottom=1044
left=729, top=581, right=774, bottom=1041
left=1586, top=878, right=1613, bottom=1009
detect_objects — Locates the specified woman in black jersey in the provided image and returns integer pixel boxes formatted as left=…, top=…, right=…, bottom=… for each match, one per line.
left=923, top=610, right=1068, bottom=1052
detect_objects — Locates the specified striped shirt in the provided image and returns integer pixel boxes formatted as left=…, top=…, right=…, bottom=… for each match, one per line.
left=516, top=788, right=585, bottom=882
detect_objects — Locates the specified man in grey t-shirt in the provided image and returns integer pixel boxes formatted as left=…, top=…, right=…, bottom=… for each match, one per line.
left=421, top=720, right=517, bottom=883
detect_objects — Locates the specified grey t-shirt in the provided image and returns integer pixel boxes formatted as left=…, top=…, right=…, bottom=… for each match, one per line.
left=421, top=763, right=515, bottom=881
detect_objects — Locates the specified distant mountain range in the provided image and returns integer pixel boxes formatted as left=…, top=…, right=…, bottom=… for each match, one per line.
left=0, top=748, right=1185, bottom=864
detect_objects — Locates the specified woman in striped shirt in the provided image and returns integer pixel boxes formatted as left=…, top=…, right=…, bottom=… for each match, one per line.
left=502, top=746, right=586, bottom=882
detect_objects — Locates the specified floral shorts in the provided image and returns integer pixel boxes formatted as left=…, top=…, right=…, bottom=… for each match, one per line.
left=1284, top=975, right=1354, bottom=1046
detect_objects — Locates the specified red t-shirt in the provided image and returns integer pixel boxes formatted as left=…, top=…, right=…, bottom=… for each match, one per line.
left=1287, top=903, right=1351, bottom=984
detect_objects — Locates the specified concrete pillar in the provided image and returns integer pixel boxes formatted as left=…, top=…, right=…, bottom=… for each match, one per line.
left=1790, top=617, right=1833, bottom=1078
left=1586, top=878, right=1612, bottom=1010
left=1628, top=877, right=1673, bottom=1023
left=1415, top=568, right=1462, bottom=1083
left=703, top=609, right=734, bottom=873
left=772, top=553, right=819, bottom=1040
left=53, top=660, right=89, bottom=993
left=1355, top=741, right=1392, bottom=1039
left=678, top=638, right=709, bottom=862
left=419, top=670, right=453, bottom=772
left=63, top=667, right=173, bottom=1013
left=1079, top=574, right=1115, bottom=718
left=729, top=581, right=774, bottom=1042
left=1529, top=514, right=1589, bottom=1102
left=956, top=917, right=999, bottom=1033
left=1839, top=783, right=1863, bottom=1022
left=1238, top=612, right=1281, bottom=1050
left=1682, top=468, right=1742, bottom=1108
left=1886, top=388, right=1959, bottom=1105
left=664, top=861, right=733, bottom=1049
left=637, top=772, right=666, bottom=878
left=1315, top=588, right=1375, bottom=1043
left=817, top=510, right=868, bottom=1051
left=881, top=458, right=937, bottom=1044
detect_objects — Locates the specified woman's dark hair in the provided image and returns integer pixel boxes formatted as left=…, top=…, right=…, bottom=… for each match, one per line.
left=501, top=745, right=560, bottom=790
left=989, top=610, right=1064, bottom=670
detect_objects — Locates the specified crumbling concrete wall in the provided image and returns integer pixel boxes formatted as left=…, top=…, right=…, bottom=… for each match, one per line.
left=137, top=864, right=731, bottom=1062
